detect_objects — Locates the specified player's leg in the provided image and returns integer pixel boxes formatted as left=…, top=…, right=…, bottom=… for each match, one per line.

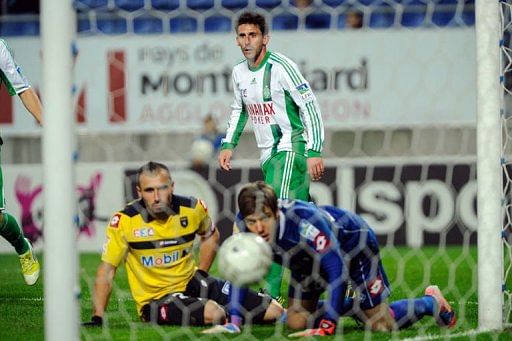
left=0, top=163, right=39, bottom=285
left=263, top=151, right=309, bottom=201
left=287, top=297, right=319, bottom=330
left=187, top=269, right=283, bottom=324
left=140, top=292, right=226, bottom=325
left=261, top=151, right=308, bottom=297
left=286, top=275, right=323, bottom=330
left=349, top=229, right=395, bottom=331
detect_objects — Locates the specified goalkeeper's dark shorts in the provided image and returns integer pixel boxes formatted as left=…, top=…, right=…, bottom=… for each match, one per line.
left=140, top=269, right=272, bottom=326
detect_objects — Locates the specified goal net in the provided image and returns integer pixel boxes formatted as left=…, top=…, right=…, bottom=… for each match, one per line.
left=0, top=0, right=509, bottom=339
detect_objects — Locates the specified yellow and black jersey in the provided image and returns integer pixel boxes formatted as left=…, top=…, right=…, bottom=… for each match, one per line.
left=101, top=194, right=214, bottom=315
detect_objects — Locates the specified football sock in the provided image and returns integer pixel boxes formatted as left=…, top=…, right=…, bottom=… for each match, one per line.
left=228, top=286, right=248, bottom=327
left=264, top=262, right=283, bottom=297
left=0, top=212, right=30, bottom=254
left=389, top=296, right=435, bottom=329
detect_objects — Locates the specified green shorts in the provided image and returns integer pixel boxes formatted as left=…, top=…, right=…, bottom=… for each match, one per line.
left=261, top=151, right=310, bottom=201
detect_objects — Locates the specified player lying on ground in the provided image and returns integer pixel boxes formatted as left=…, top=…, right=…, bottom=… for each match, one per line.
left=82, top=162, right=283, bottom=327
left=204, top=181, right=456, bottom=336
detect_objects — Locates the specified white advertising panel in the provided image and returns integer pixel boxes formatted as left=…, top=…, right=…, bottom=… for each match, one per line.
left=1, top=29, right=476, bottom=135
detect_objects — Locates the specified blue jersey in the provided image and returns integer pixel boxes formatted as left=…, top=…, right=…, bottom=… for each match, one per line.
left=233, top=200, right=390, bottom=324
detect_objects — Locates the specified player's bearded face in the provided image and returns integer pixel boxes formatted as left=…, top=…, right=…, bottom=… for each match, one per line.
left=243, top=206, right=277, bottom=242
left=236, top=24, right=269, bottom=65
left=137, top=171, right=174, bottom=220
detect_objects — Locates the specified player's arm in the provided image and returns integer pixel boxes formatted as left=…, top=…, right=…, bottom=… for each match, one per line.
left=196, top=201, right=220, bottom=271
left=277, top=56, right=325, bottom=180
left=92, top=261, right=117, bottom=318
left=19, top=88, right=42, bottom=125
left=219, top=71, right=248, bottom=171
left=0, top=39, right=42, bottom=125
left=84, top=213, right=127, bottom=326
left=198, top=217, right=219, bottom=271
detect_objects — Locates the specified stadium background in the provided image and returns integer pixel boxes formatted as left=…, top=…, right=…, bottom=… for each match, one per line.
left=1, top=0, right=507, bottom=339
left=0, top=0, right=478, bottom=251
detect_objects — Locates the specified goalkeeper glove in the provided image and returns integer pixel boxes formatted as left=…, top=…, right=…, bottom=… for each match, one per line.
left=288, top=318, right=336, bottom=337
left=201, top=323, right=241, bottom=334
left=82, top=315, right=103, bottom=327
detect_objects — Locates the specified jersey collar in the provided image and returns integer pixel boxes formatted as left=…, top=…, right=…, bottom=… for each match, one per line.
left=248, top=51, right=271, bottom=72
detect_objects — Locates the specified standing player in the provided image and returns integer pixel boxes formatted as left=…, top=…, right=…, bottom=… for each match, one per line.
left=0, top=38, right=42, bottom=285
left=83, top=162, right=283, bottom=327
left=218, top=11, right=325, bottom=298
left=208, top=181, right=457, bottom=336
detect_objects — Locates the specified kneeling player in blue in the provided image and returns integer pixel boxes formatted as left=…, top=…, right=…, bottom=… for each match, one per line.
left=205, top=181, right=457, bottom=336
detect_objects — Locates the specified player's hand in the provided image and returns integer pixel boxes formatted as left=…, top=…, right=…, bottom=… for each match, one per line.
left=288, top=319, right=336, bottom=337
left=201, top=323, right=241, bottom=334
left=218, top=149, right=233, bottom=171
left=307, top=157, right=324, bottom=181
left=81, top=315, right=103, bottom=327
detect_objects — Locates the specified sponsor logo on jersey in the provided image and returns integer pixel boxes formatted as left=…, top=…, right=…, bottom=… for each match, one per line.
left=180, top=216, right=188, bottom=228
left=141, top=251, right=181, bottom=267
left=133, top=227, right=154, bottom=237
left=313, top=233, right=330, bottom=252
left=109, top=214, right=121, bottom=228
left=241, top=88, right=247, bottom=98
left=299, top=220, right=320, bottom=241
left=368, top=275, right=384, bottom=297
left=296, top=82, right=313, bottom=101
left=250, top=77, right=257, bottom=84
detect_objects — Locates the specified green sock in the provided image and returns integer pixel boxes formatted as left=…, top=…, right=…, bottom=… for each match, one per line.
left=264, top=262, right=283, bottom=297
left=0, top=212, right=29, bottom=255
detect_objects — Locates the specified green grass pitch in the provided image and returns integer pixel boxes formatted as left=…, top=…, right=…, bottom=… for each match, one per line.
left=1, top=246, right=511, bottom=340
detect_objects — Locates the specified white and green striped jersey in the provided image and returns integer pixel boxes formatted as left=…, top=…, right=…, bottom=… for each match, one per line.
left=0, top=38, right=31, bottom=96
left=222, top=51, right=324, bottom=164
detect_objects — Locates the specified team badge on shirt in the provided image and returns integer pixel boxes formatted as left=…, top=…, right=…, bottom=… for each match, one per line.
left=109, top=214, right=121, bottom=228
left=180, top=216, right=188, bottom=228
left=367, top=275, right=384, bottom=297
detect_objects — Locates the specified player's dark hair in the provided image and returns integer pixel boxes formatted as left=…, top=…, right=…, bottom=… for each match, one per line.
left=236, top=11, right=268, bottom=35
left=137, top=161, right=170, bottom=186
left=238, top=181, right=278, bottom=218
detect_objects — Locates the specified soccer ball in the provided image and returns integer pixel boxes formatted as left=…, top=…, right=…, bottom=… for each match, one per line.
left=217, top=233, right=273, bottom=287
left=189, top=139, right=214, bottom=165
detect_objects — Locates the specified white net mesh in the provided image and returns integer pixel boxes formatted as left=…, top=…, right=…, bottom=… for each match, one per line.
left=501, top=0, right=512, bottom=327
left=2, top=0, right=506, bottom=339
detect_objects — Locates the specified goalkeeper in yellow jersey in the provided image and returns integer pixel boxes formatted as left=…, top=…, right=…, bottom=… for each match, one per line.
left=83, top=161, right=283, bottom=327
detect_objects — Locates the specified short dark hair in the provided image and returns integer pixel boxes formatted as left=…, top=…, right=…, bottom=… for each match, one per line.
left=236, top=11, right=268, bottom=35
left=137, top=161, right=170, bottom=186
left=237, top=181, right=278, bottom=218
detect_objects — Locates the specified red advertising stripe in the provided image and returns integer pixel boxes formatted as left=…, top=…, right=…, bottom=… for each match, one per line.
left=0, top=86, right=13, bottom=124
left=108, top=50, right=126, bottom=123
left=76, top=87, right=86, bottom=123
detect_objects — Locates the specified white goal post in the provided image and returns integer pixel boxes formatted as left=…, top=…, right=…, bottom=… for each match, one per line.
left=41, top=1, right=78, bottom=340
left=476, top=0, right=504, bottom=331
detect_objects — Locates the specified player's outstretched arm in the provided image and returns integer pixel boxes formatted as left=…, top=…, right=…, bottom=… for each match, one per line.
left=19, top=88, right=42, bottom=125
left=83, top=261, right=117, bottom=326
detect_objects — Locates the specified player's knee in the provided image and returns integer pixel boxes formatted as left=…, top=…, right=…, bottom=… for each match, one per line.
left=263, top=299, right=285, bottom=322
left=0, top=212, right=4, bottom=226
left=364, top=304, right=397, bottom=332
left=286, top=311, right=308, bottom=330
left=203, top=300, right=226, bottom=325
